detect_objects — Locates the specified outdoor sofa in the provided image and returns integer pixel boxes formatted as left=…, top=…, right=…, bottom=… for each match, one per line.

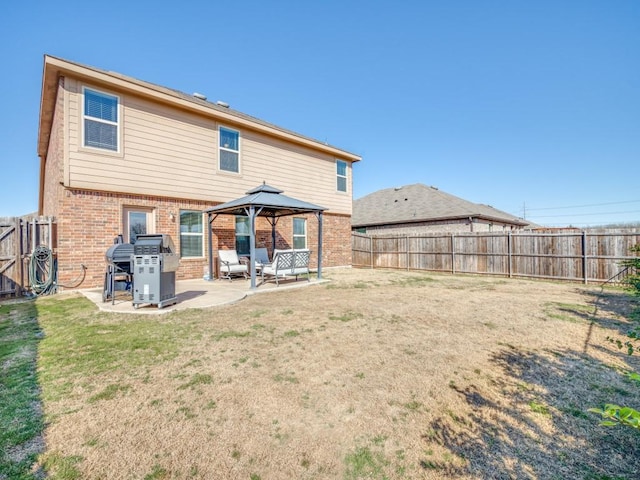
left=260, top=249, right=311, bottom=286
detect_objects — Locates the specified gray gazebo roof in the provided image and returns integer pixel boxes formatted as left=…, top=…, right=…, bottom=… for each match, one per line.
left=205, top=183, right=326, bottom=217
left=206, top=184, right=327, bottom=289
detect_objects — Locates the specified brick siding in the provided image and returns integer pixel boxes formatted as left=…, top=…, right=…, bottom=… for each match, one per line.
left=362, top=218, right=519, bottom=236
left=51, top=188, right=352, bottom=289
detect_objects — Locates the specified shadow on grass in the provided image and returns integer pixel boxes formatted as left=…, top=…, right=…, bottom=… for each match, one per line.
left=421, top=290, right=640, bottom=480
left=0, top=298, right=45, bottom=479
left=423, top=348, right=640, bottom=479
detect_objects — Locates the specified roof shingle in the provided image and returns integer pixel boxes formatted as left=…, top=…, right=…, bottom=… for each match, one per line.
left=352, top=183, right=528, bottom=227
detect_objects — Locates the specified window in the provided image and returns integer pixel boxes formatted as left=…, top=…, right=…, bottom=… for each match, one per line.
left=219, top=126, right=240, bottom=173
left=235, top=216, right=250, bottom=255
left=84, top=88, right=119, bottom=151
left=293, top=218, right=307, bottom=249
left=180, top=210, right=203, bottom=257
left=336, top=160, right=348, bottom=192
left=123, top=207, right=154, bottom=244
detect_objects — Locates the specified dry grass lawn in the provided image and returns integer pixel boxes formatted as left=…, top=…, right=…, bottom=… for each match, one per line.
left=35, top=268, right=640, bottom=479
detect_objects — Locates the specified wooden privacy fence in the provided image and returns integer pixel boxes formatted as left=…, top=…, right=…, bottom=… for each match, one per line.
left=0, top=217, right=55, bottom=298
left=352, top=229, right=640, bottom=284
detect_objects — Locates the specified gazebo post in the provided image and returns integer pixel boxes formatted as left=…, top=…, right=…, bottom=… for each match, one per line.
left=317, top=211, right=323, bottom=280
left=249, top=205, right=257, bottom=290
left=207, top=213, right=217, bottom=281
left=271, top=216, right=277, bottom=253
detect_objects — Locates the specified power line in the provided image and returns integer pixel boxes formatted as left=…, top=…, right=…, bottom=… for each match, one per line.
left=539, top=221, right=640, bottom=227
left=530, top=209, right=640, bottom=219
left=522, top=199, right=640, bottom=212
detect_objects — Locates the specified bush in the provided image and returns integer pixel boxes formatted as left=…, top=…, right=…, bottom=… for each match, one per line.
left=590, top=244, right=640, bottom=433
left=622, top=244, right=640, bottom=296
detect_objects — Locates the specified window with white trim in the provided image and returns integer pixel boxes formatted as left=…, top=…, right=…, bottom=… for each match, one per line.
left=84, top=88, right=119, bottom=151
left=219, top=126, right=240, bottom=173
left=336, top=160, right=348, bottom=192
left=180, top=210, right=203, bottom=258
left=235, top=216, right=250, bottom=255
left=293, top=218, right=307, bottom=249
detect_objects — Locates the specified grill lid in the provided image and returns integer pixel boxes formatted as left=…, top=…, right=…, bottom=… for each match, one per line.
left=133, top=234, right=176, bottom=255
left=106, top=243, right=134, bottom=264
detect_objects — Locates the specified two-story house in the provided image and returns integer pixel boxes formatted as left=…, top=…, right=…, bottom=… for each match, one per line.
left=38, top=55, right=361, bottom=289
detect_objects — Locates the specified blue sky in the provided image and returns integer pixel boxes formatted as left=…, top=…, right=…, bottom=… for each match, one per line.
left=1, top=0, right=638, bottom=226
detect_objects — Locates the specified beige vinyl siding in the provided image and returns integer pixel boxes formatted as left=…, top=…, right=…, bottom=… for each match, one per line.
left=66, top=79, right=352, bottom=214
left=241, top=131, right=353, bottom=215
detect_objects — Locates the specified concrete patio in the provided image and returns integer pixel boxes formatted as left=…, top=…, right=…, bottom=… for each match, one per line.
left=82, top=276, right=329, bottom=315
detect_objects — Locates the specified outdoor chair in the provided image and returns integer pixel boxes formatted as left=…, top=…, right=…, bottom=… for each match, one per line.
left=218, top=250, right=248, bottom=281
left=239, top=248, right=271, bottom=272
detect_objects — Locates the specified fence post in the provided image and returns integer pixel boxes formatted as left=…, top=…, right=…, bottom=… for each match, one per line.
left=48, top=216, right=53, bottom=250
left=369, top=236, right=373, bottom=269
left=508, top=231, right=512, bottom=278
left=16, top=218, right=23, bottom=296
left=451, top=234, right=456, bottom=274
left=582, top=231, right=588, bottom=284
left=406, top=235, right=410, bottom=271
left=31, top=218, right=37, bottom=253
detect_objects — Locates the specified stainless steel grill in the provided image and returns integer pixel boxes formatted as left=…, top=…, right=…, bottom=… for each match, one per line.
left=132, top=234, right=178, bottom=309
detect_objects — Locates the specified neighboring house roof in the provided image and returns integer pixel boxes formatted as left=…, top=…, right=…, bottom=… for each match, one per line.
left=37, top=55, right=362, bottom=162
left=352, top=183, right=530, bottom=228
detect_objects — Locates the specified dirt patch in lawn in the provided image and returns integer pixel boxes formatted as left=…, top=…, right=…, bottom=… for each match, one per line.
left=35, top=269, right=640, bottom=479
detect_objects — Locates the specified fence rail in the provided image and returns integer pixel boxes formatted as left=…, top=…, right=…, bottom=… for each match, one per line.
left=0, top=217, right=55, bottom=298
left=352, top=229, right=640, bottom=284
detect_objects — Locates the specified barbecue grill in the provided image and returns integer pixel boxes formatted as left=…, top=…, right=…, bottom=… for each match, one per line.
left=103, top=235, right=133, bottom=304
left=132, top=234, right=178, bottom=309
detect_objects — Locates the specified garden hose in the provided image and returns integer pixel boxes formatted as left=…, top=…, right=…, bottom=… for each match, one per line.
left=28, top=245, right=57, bottom=295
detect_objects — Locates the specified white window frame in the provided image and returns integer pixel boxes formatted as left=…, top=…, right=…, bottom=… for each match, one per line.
left=82, top=87, right=120, bottom=153
left=336, top=159, right=348, bottom=192
left=179, top=210, right=204, bottom=258
left=219, top=125, right=241, bottom=173
left=293, top=218, right=307, bottom=250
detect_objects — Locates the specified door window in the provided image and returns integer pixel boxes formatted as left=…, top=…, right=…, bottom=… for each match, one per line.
left=123, top=207, right=154, bottom=244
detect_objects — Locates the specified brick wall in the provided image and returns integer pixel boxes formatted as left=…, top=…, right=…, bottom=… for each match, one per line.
left=54, top=189, right=352, bottom=289
left=363, top=218, right=520, bottom=236
left=41, top=77, right=65, bottom=218
left=251, top=213, right=352, bottom=269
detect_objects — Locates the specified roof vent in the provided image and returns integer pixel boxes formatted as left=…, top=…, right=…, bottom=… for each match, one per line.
left=430, top=185, right=439, bottom=190
left=193, top=92, right=207, bottom=100
left=394, top=186, right=403, bottom=191
left=216, top=100, right=230, bottom=108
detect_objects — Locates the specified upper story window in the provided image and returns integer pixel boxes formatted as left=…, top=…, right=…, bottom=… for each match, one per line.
left=219, top=126, right=240, bottom=173
left=336, top=160, right=348, bottom=192
left=293, top=218, right=307, bottom=249
left=180, top=210, right=204, bottom=258
left=83, top=88, right=119, bottom=151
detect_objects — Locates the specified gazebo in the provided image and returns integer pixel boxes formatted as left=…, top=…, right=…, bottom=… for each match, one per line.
left=205, top=184, right=327, bottom=289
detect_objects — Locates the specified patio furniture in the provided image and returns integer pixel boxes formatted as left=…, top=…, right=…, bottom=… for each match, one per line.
left=218, top=250, right=248, bottom=281
left=242, top=247, right=271, bottom=272
left=261, top=249, right=311, bottom=286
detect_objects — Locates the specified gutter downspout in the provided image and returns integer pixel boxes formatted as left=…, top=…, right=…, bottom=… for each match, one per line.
left=38, top=156, right=46, bottom=215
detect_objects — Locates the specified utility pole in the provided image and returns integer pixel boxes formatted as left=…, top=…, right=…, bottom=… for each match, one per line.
left=522, top=202, right=527, bottom=220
